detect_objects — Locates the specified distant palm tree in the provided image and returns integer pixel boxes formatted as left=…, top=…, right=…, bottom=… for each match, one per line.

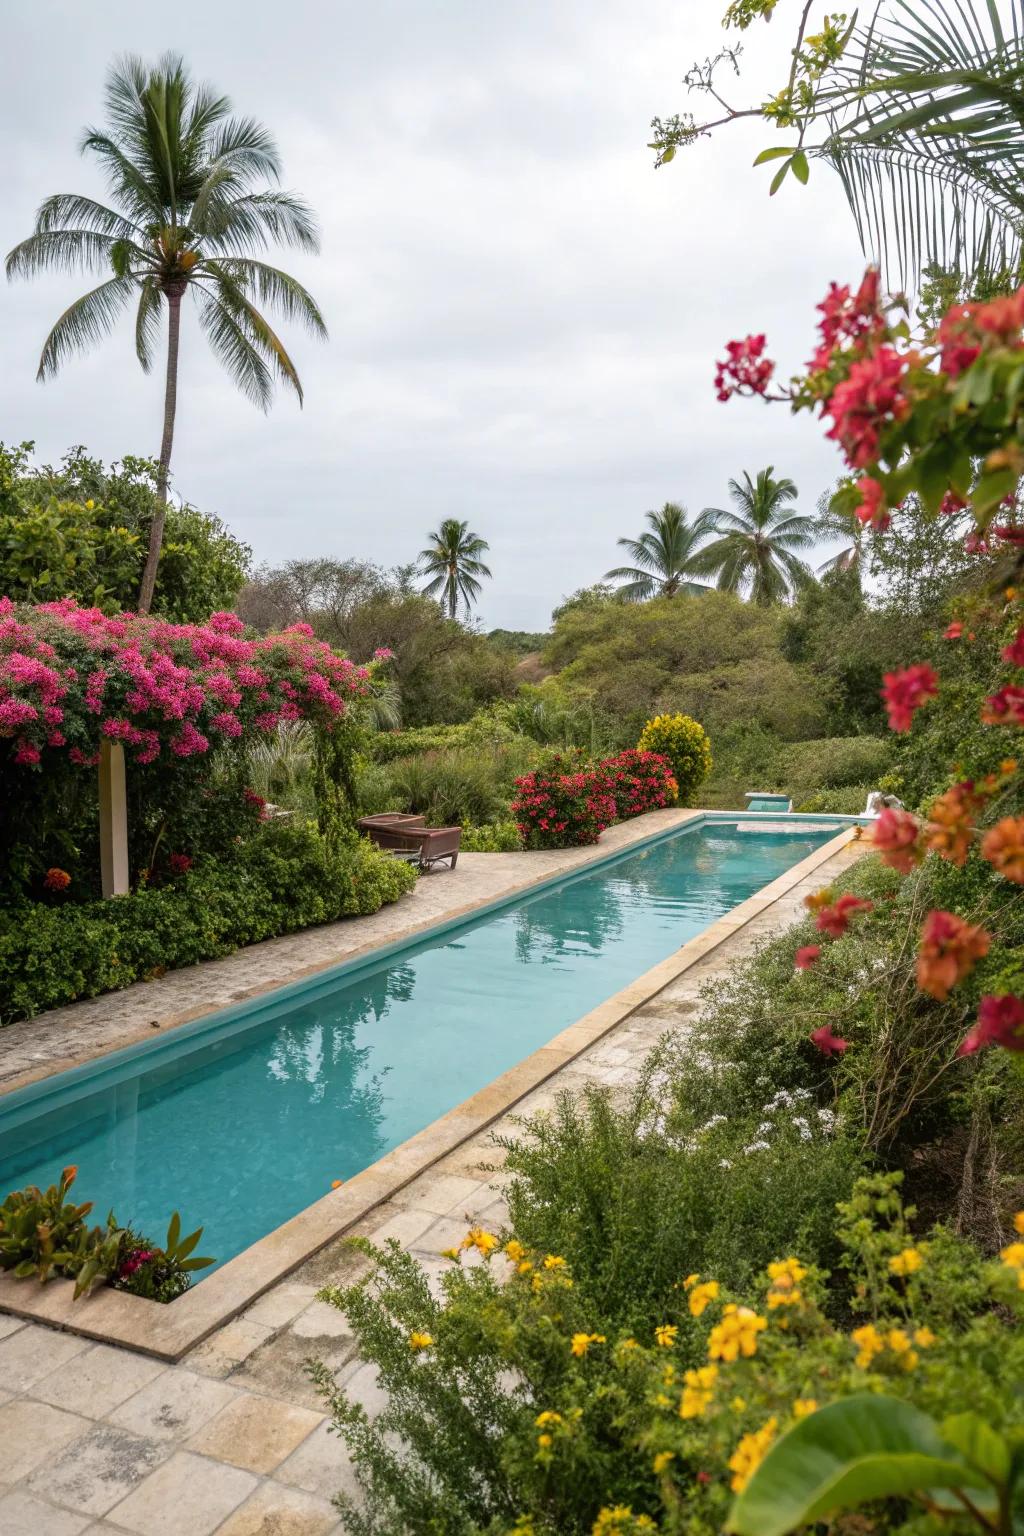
left=605, top=502, right=710, bottom=602
left=5, top=53, right=326, bottom=612
left=419, top=519, right=492, bottom=620
left=695, top=468, right=818, bottom=604
left=816, top=488, right=865, bottom=579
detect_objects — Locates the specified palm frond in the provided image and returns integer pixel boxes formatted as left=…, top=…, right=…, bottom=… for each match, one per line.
left=36, top=276, right=137, bottom=380
left=193, top=287, right=274, bottom=409
left=5, top=229, right=136, bottom=280
left=201, top=264, right=304, bottom=402
left=200, top=190, right=321, bottom=253
left=135, top=276, right=162, bottom=371
left=212, top=259, right=328, bottom=337
left=34, top=194, right=142, bottom=239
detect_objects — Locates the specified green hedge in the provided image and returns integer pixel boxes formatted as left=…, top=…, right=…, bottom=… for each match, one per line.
left=0, top=823, right=416, bottom=1024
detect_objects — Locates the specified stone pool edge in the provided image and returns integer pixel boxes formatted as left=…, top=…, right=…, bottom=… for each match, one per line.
left=0, top=823, right=860, bottom=1359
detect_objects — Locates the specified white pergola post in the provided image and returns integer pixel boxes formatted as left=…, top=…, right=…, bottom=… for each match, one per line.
left=99, top=739, right=130, bottom=897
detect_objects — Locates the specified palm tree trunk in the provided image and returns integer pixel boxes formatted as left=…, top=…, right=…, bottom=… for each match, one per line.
left=138, top=287, right=183, bottom=614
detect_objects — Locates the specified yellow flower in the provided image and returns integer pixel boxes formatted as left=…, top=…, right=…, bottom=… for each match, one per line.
left=517, top=1259, right=534, bottom=1275
left=571, top=1332, right=606, bottom=1357
left=441, top=1247, right=460, bottom=1261
left=1002, top=1240, right=1024, bottom=1272
left=543, top=1254, right=568, bottom=1270
left=793, top=1398, right=818, bottom=1418
left=851, top=1323, right=885, bottom=1369
left=731, top=1396, right=747, bottom=1412
left=707, top=1305, right=767, bottom=1363
left=461, top=1227, right=499, bottom=1256
left=913, top=1327, right=936, bottom=1348
left=729, top=1418, right=778, bottom=1493
left=593, top=1507, right=656, bottom=1534
left=504, top=1239, right=527, bottom=1264
left=886, top=1328, right=913, bottom=1356
left=654, top=1324, right=678, bottom=1348
left=408, top=1331, right=434, bottom=1350
left=617, top=1337, right=639, bottom=1352
left=683, top=1273, right=701, bottom=1290
left=653, top=1450, right=675, bottom=1475
left=535, top=1410, right=562, bottom=1427
left=537, top=1432, right=553, bottom=1448
left=689, top=1280, right=720, bottom=1317
left=1015, top=1212, right=1024, bottom=1235
left=679, top=1364, right=718, bottom=1419
left=889, top=1247, right=923, bottom=1277
left=767, top=1257, right=807, bottom=1286
left=85, top=498, right=95, bottom=509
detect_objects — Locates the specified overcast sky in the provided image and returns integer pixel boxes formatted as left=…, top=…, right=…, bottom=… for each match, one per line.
left=0, top=0, right=865, bottom=630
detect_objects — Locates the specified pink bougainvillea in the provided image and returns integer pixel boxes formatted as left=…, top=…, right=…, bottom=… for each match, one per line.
left=0, top=600, right=371, bottom=769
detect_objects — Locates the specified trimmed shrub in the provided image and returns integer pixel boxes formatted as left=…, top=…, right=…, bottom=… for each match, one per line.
left=600, top=749, right=678, bottom=819
left=794, top=785, right=872, bottom=814
left=636, top=714, right=712, bottom=805
left=511, top=753, right=617, bottom=850
left=0, top=822, right=416, bottom=1024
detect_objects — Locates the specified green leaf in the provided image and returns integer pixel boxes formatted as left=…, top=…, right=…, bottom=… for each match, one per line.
left=769, top=160, right=790, bottom=196
left=165, top=1211, right=181, bottom=1253
left=916, top=441, right=955, bottom=514
left=972, top=466, right=1018, bottom=520
left=941, top=1413, right=1011, bottom=1486
left=791, top=150, right=809, bottom=185
left=728, top=1395, right=997, bottom=1536
left=753, top=146, right=796, bottom=165
left=174, top=1226, right=203, bottom=1261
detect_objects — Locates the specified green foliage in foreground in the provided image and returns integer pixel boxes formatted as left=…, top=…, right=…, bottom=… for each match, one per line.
left=0, top=823, right=415, bottom=1023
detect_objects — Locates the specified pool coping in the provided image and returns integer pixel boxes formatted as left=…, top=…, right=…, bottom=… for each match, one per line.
left=0, top=819, right=860, bottom=1359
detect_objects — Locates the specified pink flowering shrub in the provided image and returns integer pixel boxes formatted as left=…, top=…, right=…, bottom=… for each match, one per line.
left=511, top=753, right=617, bottom=850
left=0, top=599, right=369, bottom=770
left=601, top=748, right=678, bottom=819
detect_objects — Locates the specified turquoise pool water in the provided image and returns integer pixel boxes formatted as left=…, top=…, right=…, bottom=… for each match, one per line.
left=0, top=818, right=838, bottom=1271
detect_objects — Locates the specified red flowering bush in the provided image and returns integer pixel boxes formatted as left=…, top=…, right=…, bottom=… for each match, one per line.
left=717, top=268, right=1024, bottom=1060
left=600, top=749, right=678, bottom=820
left=0, top=600, right=369, bottom=770
left=511, top=753, right=617, bottom=850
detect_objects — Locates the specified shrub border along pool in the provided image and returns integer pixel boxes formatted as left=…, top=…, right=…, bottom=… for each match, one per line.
left=0, top=811, right=862, bottom=1359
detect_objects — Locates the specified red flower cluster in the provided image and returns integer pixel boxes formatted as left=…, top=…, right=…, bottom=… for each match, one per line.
left=600, top=749, right=678, bottom=820
left=916, top=909, right=990, bottom=1002
left=936, top=287, right=1024, bottom=378
left=714, top=335, right=775, bottom=402
left=0, top=599, right=373, bottom=770
left=43, top=867, right=71, bottom=891
left=823, top=347, right=909, bottom=469
left=959, top=994, right=1024, bottom=1056
left=511, top=754, right=617, bottom=851
left=813, top=892, right=874, bottom=939
left=168, top=852, right=193, bottom=875
left=881, top=663, right=938, bottom=733
left=982, top=685, right=1024, bottom=726
left=852, top=476, right=890, bottom=531
left=809, top=270, right=883, bottom=370
left=1003, top=628, right=1024, bottom=668
left=869, top=807, right=922, bottom=873
left=810, top=1024, right=849, bottom=1056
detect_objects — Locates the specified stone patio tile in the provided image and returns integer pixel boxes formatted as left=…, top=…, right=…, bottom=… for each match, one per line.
left=106, top=1451, right=257, bottom=1536
left=0, top=1398, right=91, bottom=1481
left=32, top=1344, right=166, bottom=1418
left=0, top=1487, right=92, bottom=1535
left=186, top=1393, right=324, bottom=1474
left=106, top=1368, right=239, bottom=1441
left=288, top=1299, right=355, bottom=1342
left=0, top=1321, right=90, bottom=1391
left=363, top=1204, right=437, bottom=1248
left=186, top=1319, right=275, bottom=1379
left=331, top=1360, right=387, bottom=1419
left=214, top=1479, right=340, bottom=1535
left=393, top=1172, right=486, bottom=1217
left=274, top=1419, right=360, bottom=1500
left=0, top=1313, right=25, bottom=1341
left=26, top=1424, right=169, bottom=1517
left=409, top=1212, right=482, bottom=1257
left=242, top=1283, right=318, bottom=1330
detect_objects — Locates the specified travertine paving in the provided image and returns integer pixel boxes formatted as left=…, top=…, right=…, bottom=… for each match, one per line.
left=0, top=833, right=861, bottom=1533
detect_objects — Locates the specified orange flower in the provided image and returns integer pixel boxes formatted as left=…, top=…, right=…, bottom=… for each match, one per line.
left=981, top=817, right=1024, bottom=884
left=44, top=867, right=71, bottom=890
left=923, top=782, right=984, bottom=866
left=916, top=909, right=991, bottom=1001
left=869, top=808, right=922, bottom=873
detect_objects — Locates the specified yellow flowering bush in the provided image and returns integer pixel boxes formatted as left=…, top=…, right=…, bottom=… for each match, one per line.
left=309, top=1179, right=1024, bottom=1536
left=635, top=714, right=712, bottom=805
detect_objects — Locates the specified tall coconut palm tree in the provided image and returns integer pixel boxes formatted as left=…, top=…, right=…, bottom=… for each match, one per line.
left=418, top=519, right=492, bottom=620
left=604, top=502, right=710, bottom=602
left=5, top=53, right=326, bottom=612
left=695, top=468, right=818, bottom=604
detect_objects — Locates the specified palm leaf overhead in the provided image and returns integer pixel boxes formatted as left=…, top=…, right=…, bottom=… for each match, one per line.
left=418, top=519, right=493, bottom=620
left=695, top=468, right=818, bottom=604
left=821, top=0, right=1024, bottom=287
left=5, top=52, right=325, bottom=611
left=605, top=502, right=711, bottom=602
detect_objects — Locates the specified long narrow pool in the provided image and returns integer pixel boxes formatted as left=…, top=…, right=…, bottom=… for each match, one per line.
left=0, top=817, right=840, bottom=1271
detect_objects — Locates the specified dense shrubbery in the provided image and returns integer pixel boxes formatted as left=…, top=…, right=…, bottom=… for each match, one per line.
left=600, top=749, right=678, bottom=819
left=0, top=822, right=416, bottom=1023
left=636, top=714, right=711, bottom=805
left=511, top=752, right=618, bottom=850
left=307, top=849, right=1024, bottom=1531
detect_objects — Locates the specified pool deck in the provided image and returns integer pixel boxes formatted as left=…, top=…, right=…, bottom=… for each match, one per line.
left=0, top=813, right=865, bottom=1534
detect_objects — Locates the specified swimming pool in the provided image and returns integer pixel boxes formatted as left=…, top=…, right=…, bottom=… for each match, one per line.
left=0, top=817, right=842, bottom=1273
